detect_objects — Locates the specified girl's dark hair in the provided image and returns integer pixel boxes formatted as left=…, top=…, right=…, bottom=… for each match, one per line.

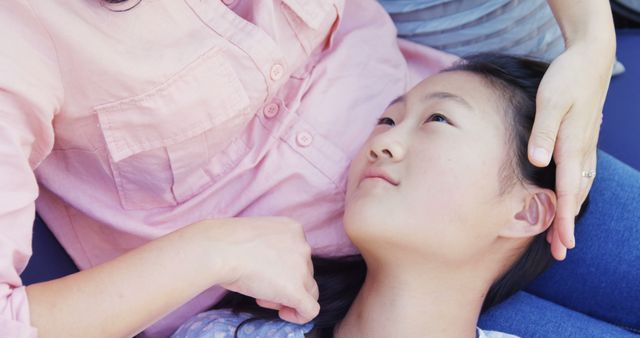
left=101, top=0, right=141, bottom=12
left=214, top=54, right=590, bottom=337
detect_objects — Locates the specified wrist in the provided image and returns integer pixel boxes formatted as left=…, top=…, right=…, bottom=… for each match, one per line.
left=566, top=30, right=616, bottom=55
left=548, top=0, right=616, bottom=55
left=192, top=219, right=241, bottom=286
left=562, top=15, right=616, bottom=59
left=565, top=38, right=616, bottom=71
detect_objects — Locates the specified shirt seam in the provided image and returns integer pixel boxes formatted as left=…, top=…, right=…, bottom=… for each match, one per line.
left=60, top=203, right=95, bottom=268
left=23, top=0, right=65, bottom=169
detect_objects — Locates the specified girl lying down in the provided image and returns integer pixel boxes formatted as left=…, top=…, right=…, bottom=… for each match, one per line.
left=172, top=53, right=588, bottom=338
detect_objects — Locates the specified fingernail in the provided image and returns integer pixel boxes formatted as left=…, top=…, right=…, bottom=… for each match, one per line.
left=568, top=235, right=576, bottom=249
left=532, top=147, right=550, bottom=164
left=559, top=246, right=567, bottom=260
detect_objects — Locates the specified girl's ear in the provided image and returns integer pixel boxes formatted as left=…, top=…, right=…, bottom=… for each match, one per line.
left=499, top=189, right=557, bottom=238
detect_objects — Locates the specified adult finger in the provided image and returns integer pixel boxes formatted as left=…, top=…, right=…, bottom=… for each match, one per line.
left=551, top=228, right=567, bottom=260
left=546, top=224, right=554, bottom=244
left=305, top=277, right=319, bottom=301
left=546, top=217, right=567, bottom=260
left=256, top=299, right=282, bottom=311
left=292, top=290, right=320, bottom=323
left=528, top=91, right=570, bottom=167
left=280, top=292, right=319, bottom=324
left=577, top=151, right=598, bottom=212
left=279, top=306, right=307, bottom=324
left=554, top=154, right=582, bottom=249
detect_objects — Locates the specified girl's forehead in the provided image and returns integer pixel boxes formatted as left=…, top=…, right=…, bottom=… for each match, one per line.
left=412, top=71, right=490, bottom=99
left=405, top=71, right=505, bottom=116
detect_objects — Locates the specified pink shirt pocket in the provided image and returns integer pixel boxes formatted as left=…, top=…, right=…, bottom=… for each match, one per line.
left=94, top=46, right=252, bottom=209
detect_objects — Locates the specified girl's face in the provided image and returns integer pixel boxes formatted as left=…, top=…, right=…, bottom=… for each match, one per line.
left=344, top=71, right=521, bottom=263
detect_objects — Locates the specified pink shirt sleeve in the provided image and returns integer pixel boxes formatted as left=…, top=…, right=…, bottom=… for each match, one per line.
left=0, top=1, right=63, bottom=336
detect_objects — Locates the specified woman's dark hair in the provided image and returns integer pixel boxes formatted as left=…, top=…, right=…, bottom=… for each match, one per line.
left=213, top=53, right=590, bottom=337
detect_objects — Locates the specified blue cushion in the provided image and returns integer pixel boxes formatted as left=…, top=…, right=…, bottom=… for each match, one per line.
left=479, top=292, right=638, bottom=337
left=21, top=214, right=78, bottom=285
left=599, top=29, right=640, bottom=170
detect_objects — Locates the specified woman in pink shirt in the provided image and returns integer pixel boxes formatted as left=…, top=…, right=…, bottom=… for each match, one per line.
left=0, top=0, right=614, bottom=337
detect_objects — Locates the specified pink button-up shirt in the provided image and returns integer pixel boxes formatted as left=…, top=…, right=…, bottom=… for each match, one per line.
left=0, top=0, right=454, bottom=336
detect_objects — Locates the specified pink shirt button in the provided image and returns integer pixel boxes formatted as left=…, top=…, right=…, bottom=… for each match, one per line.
left=263, top=103, right=280, bottom=118
left=296, top=131, right=313, bottom=147
left=221, top=0, right=236, bottom=6
left=270, top=63, right=284, bottom=81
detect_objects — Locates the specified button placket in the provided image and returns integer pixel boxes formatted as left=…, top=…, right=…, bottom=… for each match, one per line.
left=283, top=117, right=350, bottom=187
left=184, top=0, right=287, bottom=96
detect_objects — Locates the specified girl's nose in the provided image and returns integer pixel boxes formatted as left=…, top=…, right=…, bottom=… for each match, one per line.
left=367, top=136, right=405, bottom=162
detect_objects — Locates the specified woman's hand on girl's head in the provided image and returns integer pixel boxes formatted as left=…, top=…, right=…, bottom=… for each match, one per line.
left=527, top=40, right=614, bottom=260
left=206, top=217, right=320, bottom=324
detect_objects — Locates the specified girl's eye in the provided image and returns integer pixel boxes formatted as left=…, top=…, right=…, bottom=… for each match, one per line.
left=377, top=117, right=396, bottom=126
left=425, top=113, right=449, bottom=124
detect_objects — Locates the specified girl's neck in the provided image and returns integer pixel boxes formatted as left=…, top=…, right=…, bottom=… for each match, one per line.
left=333, top=260, right=490, bottom=338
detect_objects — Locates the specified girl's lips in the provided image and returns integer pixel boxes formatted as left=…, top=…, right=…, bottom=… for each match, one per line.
left=361, top=167, right=399, bottom=186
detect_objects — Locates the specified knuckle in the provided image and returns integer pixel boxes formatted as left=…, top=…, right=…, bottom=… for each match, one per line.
left=293, top=259, right=308, bottom=274
left=554, top=211, right=577, bottom=225
left=556, top=192, right=579, bottom=204
left=536, top=88, right=555, bottom=103
left=537, top=89, right=567, bottom=111
left=557, top=151, right=582, bottom=164
left=299, top=294, right=316, bottom=310
left=290, top=294, right=306, bottom=310
left=533, top=128, right=558, bottom=146
left=301, top=244, right=312, bottom=256
left=557, top=185, right=580, bottom=198
left=555, top=213, right=574, bottom=222
left=282, top=283, right=299, bottom=299
left=288, top=221, right=304, bottom=232
left=309, top=301, right=320, bottom=317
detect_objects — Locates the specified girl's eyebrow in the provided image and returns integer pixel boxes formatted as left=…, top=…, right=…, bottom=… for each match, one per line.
left=424, top=91, right=474, bottom=111
left=386, top=95, right=405, bottom=108
left=386, top=92, right=473, bottom=112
